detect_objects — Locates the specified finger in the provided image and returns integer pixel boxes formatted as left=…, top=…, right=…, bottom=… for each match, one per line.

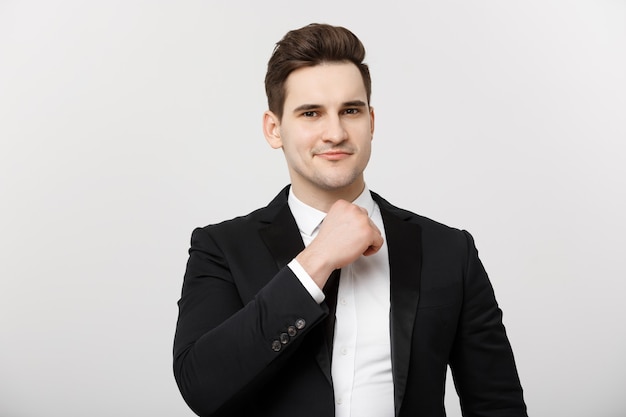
left=362, top=232, right=384, bottom=256
left=363, top=242, right=383, bottom=256
left=362, top=246, right=378, bottom=256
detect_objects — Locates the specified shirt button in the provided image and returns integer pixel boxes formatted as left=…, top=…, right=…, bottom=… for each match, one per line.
left=295, top=318, right=306, bottom=330
left=287, top=326, right=297, bottom=337
left=271, top=340, right=281, bottom=352
left=340, top=347, right=348, bottom=355
left=280, top=332, right=289, bottom=344
left=336, top=397, right=343, bottom=405
left=340, top=298, right=347, bottom=305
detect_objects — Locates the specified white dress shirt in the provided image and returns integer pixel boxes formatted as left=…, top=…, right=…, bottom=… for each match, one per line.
left=287, top=187, right=394, bottom=417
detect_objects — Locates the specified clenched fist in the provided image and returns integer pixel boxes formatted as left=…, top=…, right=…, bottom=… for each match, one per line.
left=295, top=199, right=384, bottom=289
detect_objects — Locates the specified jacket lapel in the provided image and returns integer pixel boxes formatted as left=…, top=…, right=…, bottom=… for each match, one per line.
left=259, top=200, right=305, bottom=270
left=374, top=193, right=422, bottom=416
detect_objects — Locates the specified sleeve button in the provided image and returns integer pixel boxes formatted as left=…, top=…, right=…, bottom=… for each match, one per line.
left=271, top=340, right=281, bottom=352
left=280, top=332, right=289, bottom=344
left=287, top=326, right=297, bottom=337
left=295, top=318, right=306, bottom=330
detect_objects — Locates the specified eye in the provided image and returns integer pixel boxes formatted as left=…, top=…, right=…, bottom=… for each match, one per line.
left=344, top=108, right=360, bottom=115
left=302, top=111, right=318, bottom=117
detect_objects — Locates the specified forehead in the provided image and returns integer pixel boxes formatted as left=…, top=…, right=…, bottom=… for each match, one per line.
left=283, top=62, right=367, bottom=108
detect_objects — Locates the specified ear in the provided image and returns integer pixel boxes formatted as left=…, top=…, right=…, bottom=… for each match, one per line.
left=263, top=111, right=282, bottom=149
left=369, top=106, right=375, bottom=139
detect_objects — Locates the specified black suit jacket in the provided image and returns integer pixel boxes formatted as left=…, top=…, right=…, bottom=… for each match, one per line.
left=173, top=187, right=527, bottom=417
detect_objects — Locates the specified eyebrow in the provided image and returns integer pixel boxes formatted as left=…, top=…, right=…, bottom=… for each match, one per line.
left=343, top=100, right=368, bottom=108
left=292, top=100, right=368, bottom=114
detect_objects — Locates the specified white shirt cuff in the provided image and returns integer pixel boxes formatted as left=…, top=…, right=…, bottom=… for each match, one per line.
left=288, top=259, right=326, bottom=304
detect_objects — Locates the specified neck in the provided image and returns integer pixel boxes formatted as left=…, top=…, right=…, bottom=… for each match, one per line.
left=290, top=181, right=366, bottom=212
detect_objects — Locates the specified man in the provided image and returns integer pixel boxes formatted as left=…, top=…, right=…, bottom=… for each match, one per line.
left=173, top=23, right=527, bottom=417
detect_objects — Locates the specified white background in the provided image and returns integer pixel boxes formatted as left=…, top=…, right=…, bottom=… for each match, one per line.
left=1, top=1, right=625, bottom=416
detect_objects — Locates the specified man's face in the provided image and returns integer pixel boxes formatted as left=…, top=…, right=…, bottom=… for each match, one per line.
left=264, top=62, right=375, bottom=203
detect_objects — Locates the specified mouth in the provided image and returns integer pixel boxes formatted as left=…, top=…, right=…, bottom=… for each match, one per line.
left=315, top=151, right=353, bottom=161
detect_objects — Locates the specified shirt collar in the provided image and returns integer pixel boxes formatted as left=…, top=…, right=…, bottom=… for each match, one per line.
left=351, top=186, right=376, bottom=218
left=287, top=186, right=375, bottom=237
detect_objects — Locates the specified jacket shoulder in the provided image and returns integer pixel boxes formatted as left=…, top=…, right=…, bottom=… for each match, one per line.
left=372, top=191, right=467, bottom=238
left=196, top=186, right=290, bottom=236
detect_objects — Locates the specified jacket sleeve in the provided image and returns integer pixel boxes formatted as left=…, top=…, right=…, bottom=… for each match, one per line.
left=449, top=231, right=528, bottom=417
left=173, top=226, right=328, bottom=416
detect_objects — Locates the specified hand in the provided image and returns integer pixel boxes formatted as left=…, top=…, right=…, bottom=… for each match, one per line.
left=295, top=199, right=384, bottom=288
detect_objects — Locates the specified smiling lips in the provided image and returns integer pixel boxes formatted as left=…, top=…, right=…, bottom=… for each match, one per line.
left=315, top=150, right=353, bottom=161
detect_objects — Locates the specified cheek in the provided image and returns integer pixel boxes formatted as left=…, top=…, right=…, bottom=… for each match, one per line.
left=356, top=127, right=373, bottom=149
left=357, top=133, right=373, bottom=162
left=360, top=143, right=372, bottom=163
left=281, top=136, right=310, bottom=162
left=283, top=129, right=317, bottom=152
left=349, top=121, right=373, bottom=139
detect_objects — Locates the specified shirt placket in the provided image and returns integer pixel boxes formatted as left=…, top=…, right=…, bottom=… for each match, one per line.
left=332, top=263, right=358, bottom=417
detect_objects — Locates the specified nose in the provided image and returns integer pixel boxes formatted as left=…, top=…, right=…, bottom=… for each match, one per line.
left=322, top=115, right=348, bottom=143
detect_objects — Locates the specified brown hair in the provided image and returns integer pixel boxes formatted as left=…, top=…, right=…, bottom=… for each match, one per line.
left=264, top=23, right=372, bottom=120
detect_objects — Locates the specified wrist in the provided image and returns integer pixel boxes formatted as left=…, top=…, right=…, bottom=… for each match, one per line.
left=295, top=248, right=335, bottom=289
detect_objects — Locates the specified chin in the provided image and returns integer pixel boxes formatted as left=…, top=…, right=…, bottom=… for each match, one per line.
left=314, top=174, right=362, bottom=191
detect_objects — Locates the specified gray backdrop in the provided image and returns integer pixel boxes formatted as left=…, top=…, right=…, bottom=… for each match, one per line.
left=1, top=1, right=625, bottom=416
